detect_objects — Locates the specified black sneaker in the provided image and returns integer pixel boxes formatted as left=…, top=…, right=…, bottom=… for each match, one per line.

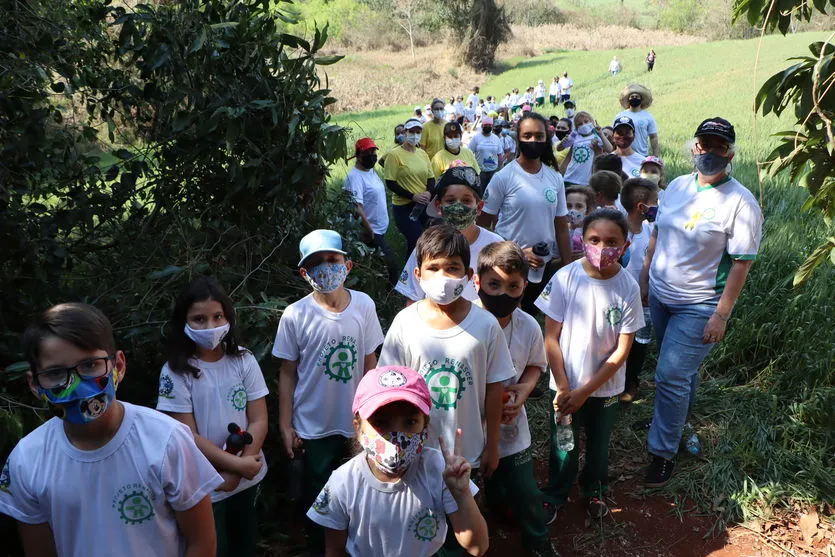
left=587, top=496, right=609, bottom=518
left=645, top=455, right=675, bottom=488
left=631, top=418, right=653, bottom=431
left=528, top=385, right=546, bottom=400
left=543, top=501, right=560, bottom=525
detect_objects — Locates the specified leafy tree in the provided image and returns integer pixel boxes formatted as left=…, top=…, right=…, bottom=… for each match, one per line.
left=736, top=0, right=835, bottom=285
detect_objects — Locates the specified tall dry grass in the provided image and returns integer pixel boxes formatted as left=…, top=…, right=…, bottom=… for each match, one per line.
left=321, top=24, right=704, bottom=113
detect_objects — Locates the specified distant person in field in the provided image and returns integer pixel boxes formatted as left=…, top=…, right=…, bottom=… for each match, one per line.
left=468, top=86, right=480, bottom=108
left=641, top=118, right=763, bottom=488
left=646, top=49, right=656, bottom=72
left=609, top=56, right=622, bottom=76
left=615, top=84, right=659, bottom=157
left=549, top=76, right=561, bottom=107
left=559, top=72, right=573, bottom=103
left=535, top=80, right=546, bottom=107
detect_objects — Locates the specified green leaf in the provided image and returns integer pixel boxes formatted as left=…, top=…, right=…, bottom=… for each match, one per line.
left=3, top=361, right=30, bottom=380
left=793, top=238, right=835, bottom=287
left=190, top=27, right=207, bottom=53
left=114, top=149, right=133, bottom=160
left=148, top=265, right=184, bottom=280
left=315, top=54, right=344, bottom=66
left=210, top=22, right=239, bottom=31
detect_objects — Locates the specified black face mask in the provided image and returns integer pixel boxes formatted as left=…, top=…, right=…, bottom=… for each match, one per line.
left=482, top=127, right=493, bottom=135
left=554, top=130, right=569, bottom=140
left=518, top=140, right=549, bottom=160
left=359, top=154, right=378, bottom=168
left=478, top=290, right=523, bottom=319
left=629, top=97, right=642, bottom=108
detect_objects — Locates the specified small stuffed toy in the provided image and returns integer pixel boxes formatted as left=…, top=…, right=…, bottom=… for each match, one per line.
left=223, top=422, right=253, bottom=455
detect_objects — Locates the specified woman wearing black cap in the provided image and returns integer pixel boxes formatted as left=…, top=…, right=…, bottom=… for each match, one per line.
left=639, top=118, right=763, bottom=487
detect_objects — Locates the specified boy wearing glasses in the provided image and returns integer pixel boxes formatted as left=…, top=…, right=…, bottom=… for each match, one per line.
left=0, top=303, right=223, bottom=556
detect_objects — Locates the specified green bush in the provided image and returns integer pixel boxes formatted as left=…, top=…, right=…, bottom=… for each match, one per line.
left=504, top=0, right=565, bottom=26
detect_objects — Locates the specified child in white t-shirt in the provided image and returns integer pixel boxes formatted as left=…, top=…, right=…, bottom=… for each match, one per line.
left=618, top=179, right=659, bottom=404
left=474, top=242, right=558, bottom=556
left=0, top=303, right=222, bottom=557
left=157, top=276, right=269, bottom=557
left=308, top=365, right=488, bottom=556
left=396, top=165, right=503, bottom=304
left=273, top=229, right=385, bottom=551
left=535, top=208, right=644, bottom=519
left=560, top=112, right=613, bottom=186
left=565, top=185, right=595, bottom=260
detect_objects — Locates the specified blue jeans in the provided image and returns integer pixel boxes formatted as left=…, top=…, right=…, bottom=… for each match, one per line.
left=647, top=294, right=717, bottom=460
left=391, top=202, right=426, bottom=261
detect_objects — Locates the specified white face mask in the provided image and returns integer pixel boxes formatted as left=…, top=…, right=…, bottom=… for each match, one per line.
left=406, top=133, right=421, bottom=146
left=445, top=137, right=461, bottom=150
left=566, top=109, right=576, bottom=118
left=185, top=323, right=230, bottom=350
left=577, top=123, right=594, bottom=136
left=640, top=172, right=661, bottom=184
left=433, top=109, right=445, bottom=120
left=419, top=274, right=468, bottom=305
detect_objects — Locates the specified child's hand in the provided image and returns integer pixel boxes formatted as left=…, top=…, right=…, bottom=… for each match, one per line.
left=505, top=382, right=535, bottom=410
left=557, top=388, right=589, bottom=415
left=280, top=426, right=303, bottom=459
left=216, top=471, right=242, bottom=492
left=237, top=455, right=264, bottom=480
left=522, top=247, right=545, bottom=269
left=439, top=429, right=472, bottom=498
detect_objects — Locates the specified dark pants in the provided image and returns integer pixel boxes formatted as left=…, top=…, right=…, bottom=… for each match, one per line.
left=560, top=94, right=570, bottom=103
left=625, top=341, right=649, bottom=391
left=543, top=392, right=620, bottom=504
left=480, top=170, right=496, bottom=190
left=302, top=435, right=351, bottom=551
left=521, top=260, right=558, bottom=317
left=647, top=61, right=655, bottom=72
left=365, top=233, right=400, bottom=286
left=213, top=485, right=259, bottom=557
left=392, top=202, right=426, bottom=261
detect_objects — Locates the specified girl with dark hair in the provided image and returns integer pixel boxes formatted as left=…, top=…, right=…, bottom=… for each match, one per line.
left=157, top=276, right=269, bottom=557
left=478, top=112, right=572, bottom=316
left=431, top=121, right=481, bottom=179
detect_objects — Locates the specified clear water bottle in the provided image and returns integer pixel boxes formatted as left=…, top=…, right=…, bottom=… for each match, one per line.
left=684, top=423, right=701, bottom=456
left=554, top=412, right=574, bottom=452
left=527, top=242, right=552, bottom=283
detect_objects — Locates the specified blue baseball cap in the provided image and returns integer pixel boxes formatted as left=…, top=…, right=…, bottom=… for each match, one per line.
left=298, top=229, right=347, bottom=267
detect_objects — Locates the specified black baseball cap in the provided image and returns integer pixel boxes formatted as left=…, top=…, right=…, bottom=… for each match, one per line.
left=612, top=115, right=635, bottom=132
left=695, top=117, right=735, bottom=143
left=426, top=165, right=482, bottom=218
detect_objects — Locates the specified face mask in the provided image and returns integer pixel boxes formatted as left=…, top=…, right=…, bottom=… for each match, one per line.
left=303, top=262, right=348, bottom=293
left=478, top=290, right=522, bottom=318
left=482, top=127, right=493, bottom=135
left=501, top=129, right=510, bottom=136
left=583, top=242, right=623, bottom=271
left=567, top=209, right=585, bottom=227
left=396, top=134, right=405, bottom=145
left=441, top=201, right=478, bottom=230
left=614, top=135, right=634, bottom=149
left=185, top=323, right=231, bottom=350
left=38, top=367, right=119, bottom=424
left=359, top=429, right=427, bottom=475
left=406, top=133, right=421, bottom=146
left=577, top=123, right=594, bottom=136
left=445, top=137, right=461, bottom=151
left=555, top=130, right=569, bottom=140
left=640, top=172, right=661, bottom=184
left=566, top=109, right=576, bottom=118
left=518, top=140, right=549, bottom=160
left=419, top=274, right=469, bottom=305
left=433, top=109, right=445, bottom=120
left=359, top=154, right=378, bottom=168
left=642, top=205, right=659, bottom=223
left=693, top=153, right=730, bottom=176
left=629, top=97, right=642, bottom=108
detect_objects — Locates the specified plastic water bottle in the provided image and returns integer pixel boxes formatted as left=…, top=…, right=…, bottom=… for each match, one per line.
left=287, top=453, right=304, bottom=502
left=528, top=242, right=552, bottom=283
left=684, top=423, right=701, bottom=456
left=555, top=412, right=574, bottom=452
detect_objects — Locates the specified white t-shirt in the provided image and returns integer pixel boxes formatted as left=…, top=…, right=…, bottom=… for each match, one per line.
left=156, top=351, right=269, bottom=502
left=272, top=291, right=385, bottom=439
left=378, top=303, right=516, bottom=466
left=549, top=82, right=561, bottom=96
left=463, top=106, right=476, bottom=122
left=625, top=221, right=654, bottom=284
left=467, top=93, right=479, bottom=107
left=495, top=307, right=546, bottom=459
left=344, top=167, right=390, bottom=236
left=467, top=132, right=504, bottom=172
left=620, top=151, right=646, bottom=179
left=509, top=93, right=520, bottom=107
left=564, top=133, right=600, bottom=186
left=614, top=110, right=657, bottom=156
left=395, top=227, right=504, bottom=302
left=535, top=85, right=546, bottom=99
left=0, top=402, right=222, bottom=557
left=559, top=77, right=573, bottom=95
left=650, top=174, right=763, bottom=305
left=453, top=101, right=465, bottom=117
left=503, top=134, right=516, bottom=155
left=307, top=449, right=477, bottom=557
left=535, top=261, right=644, bottom=397
left=482, top=160, right=569, bottom=259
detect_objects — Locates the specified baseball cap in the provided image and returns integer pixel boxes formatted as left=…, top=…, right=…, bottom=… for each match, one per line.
left=641, top=155, right=664, bottom=169
left=695, top=117, right=735, bottom=143
left=431, top=98, right=445, bottom=108
left=298, top=229, right=347, bottom=267
left=426, top=165, right=481, bottom=218
left=612, top=115, right=635, bottom=132
left=522, top=104, right=531, bottom=112
left=352, top=366, right=431, bottom=420
left=404, top=118, right=423, bottom=131
left=482, top=116, right=494, bottom=126
left=354, top=138, right=378, bottom=153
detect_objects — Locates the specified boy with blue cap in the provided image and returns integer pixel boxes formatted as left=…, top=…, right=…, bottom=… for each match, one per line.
left=273, top=229, right=385, bottom=551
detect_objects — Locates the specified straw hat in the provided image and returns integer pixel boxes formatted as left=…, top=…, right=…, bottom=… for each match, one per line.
left=619, top=83, right=653, bottom=109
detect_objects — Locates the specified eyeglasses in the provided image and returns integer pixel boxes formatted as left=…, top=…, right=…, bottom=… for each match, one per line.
left=694, top=140, right=730, bottom=156
left=35, top=356, right=115, bottom=390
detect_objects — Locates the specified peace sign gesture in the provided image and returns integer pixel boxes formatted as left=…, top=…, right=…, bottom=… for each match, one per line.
left=439, top=428, right=471, bottom=498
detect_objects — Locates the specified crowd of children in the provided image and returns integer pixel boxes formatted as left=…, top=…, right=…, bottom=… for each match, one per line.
left=2, top=74, right=739, bottom=557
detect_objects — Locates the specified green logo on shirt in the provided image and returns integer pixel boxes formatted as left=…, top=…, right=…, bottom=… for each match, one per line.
left=604, top=305, right=624, bottom=327
left=410, top=508, right=441, bottom=541
left=421, top=359, right=473, bottom=411
left=113, top=484, right=155, bottom=525
left=544, top=188, right=557, bottom=203
left=573, top=145, right=592, bottom=163
left=319, top=337, right=359, bottom=383
left=158, top=375, right=175, bottom=399
left=312, top=485, right=330, bottom=515
left=540, top=280, right=553, bottom=302
left=0, top=461, right=10, bottom=493
left=483, top=188, right=490, bottom=201
left=228, top=383, right=248, bottom=411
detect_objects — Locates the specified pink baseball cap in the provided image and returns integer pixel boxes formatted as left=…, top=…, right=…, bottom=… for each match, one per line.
left=641, top=155, right=664, bottom=169
left=482, top=116, right=494, bottom=126
left=352, top=366, right=431, bottom=419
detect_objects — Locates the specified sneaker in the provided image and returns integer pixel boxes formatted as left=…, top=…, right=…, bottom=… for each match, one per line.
left=587, top=497, right=609, bottom=518
left=631, top=417, right=653, bottom=431
left=619, top=385, right=639, bottom=404
left=645, top=455, right=675, bottom=488
left=543, top=501, right=560, bottom=525
left=528, top=385, right=546, bottom=400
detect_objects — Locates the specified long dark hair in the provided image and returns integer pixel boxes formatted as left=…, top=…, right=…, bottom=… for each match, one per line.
left=516, top=112, right=558, bottom=168
left=164, top=276, right=243, bottom=377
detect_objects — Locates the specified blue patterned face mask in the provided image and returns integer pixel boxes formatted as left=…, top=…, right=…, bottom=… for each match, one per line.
left=38, top=368, right=119, bottom=424
left=303, top=262, right=349, bottom=293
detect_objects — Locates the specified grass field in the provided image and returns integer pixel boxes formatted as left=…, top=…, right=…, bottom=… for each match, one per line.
left=333, top=30, right=835, bottom=530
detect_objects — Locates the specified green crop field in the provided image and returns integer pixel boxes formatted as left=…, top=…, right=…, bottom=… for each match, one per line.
left=334, top=31, right=835, bottom=525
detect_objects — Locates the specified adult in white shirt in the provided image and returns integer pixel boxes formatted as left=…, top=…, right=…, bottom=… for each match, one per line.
left=467, top=116, right=505, bottom=189
left=344, top=137, right=398, bottom=285
left=558, top=72, right=573, bottom=103
left=467, top=86, right=480, bottom=108
left=615, top=83, right=659, bottom=156
left=641, top=118, right=763, bottom=487
left=609, top=56, right=622, bottom=76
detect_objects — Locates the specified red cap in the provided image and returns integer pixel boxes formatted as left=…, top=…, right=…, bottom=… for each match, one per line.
left=354, top=138, right=378, bottom=153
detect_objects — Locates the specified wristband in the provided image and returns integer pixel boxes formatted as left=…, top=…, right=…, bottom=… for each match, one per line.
left=714, top=311, right=730, bottom=322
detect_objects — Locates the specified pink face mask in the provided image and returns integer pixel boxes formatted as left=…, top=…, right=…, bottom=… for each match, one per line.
left=583, top=242, right=623, bottom=270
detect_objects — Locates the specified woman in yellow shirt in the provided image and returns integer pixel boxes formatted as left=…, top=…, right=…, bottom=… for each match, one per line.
left=431, top=122, right=481, bottom=179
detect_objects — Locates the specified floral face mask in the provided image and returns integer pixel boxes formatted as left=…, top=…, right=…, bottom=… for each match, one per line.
left=302, top=262, right=348, bottom=293
left=359, top=429, right=427, bottom=475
